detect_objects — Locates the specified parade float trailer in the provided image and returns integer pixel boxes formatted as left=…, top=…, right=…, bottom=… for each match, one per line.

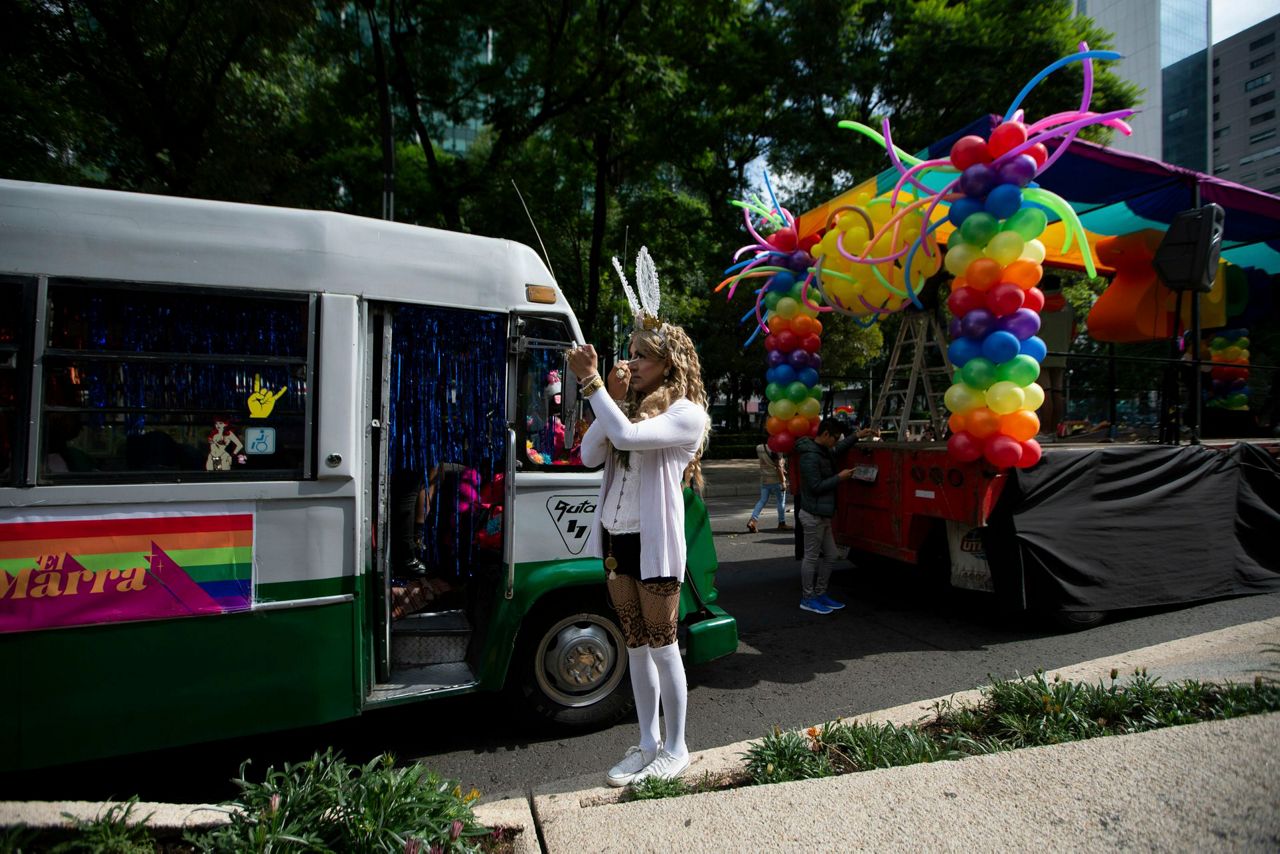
left=796, top=118, right=1280, bottom=627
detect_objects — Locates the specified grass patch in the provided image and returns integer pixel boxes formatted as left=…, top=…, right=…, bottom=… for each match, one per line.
left=737, top=670, right=1280, bottom=787
left=4, top=750, right=515, bottom=853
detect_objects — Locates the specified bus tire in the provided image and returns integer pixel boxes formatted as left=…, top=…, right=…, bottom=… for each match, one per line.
left=513, top=595, right=634, bottom=729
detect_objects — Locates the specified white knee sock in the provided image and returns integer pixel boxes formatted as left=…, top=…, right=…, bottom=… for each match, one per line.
left=649, top=642, right=688, bottom=759
left=627, top=645, right=661, bottom=753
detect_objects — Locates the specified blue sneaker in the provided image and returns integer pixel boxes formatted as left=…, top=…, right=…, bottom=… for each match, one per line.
left=816, top=594, right=845, bottom=611
left=799, top=597, right=832, bottom=614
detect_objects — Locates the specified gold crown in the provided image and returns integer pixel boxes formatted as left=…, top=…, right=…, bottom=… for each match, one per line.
left=638, top=313, right=663, bottom=331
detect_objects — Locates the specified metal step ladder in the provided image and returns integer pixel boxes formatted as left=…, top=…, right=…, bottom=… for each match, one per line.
left=870, top=311, right=954, bottom=441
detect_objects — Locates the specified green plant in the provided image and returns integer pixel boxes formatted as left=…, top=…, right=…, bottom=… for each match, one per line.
left=190, top=749, right=491, bottom=853
left=626, top=775, right=690, bottom=801
left=53, top=797, right=157, bottom=853
left=742, top=727, right=833, bottom=785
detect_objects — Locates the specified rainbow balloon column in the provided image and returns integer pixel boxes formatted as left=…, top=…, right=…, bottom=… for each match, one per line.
left=1207, top=329, right=1251, bottom=411
left=716, top=195, right=826, bottom=455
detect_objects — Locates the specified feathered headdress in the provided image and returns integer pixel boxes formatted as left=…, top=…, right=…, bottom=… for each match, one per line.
left=612, top=247, right=664, bottom=334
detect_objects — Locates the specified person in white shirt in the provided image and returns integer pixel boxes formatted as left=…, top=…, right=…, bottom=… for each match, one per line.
left=565, top=248, right=709, bottom=788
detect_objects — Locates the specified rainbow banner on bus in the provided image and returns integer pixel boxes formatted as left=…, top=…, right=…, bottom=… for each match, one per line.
left=0, top=504, right=254, bottom=634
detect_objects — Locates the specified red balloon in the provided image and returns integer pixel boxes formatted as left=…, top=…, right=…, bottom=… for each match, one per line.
left=775, top=330, right=798, bottom=352
left=950, top=135, right=992, bottom=170
left=763, top=334, right=780, bottom=351
left=947, top=286, right=986, bottom=317
left=768, top=432, right=796, bottom=454
left=1026, top=143, right=1049, bottom=167
left=809, top=420, right=821, bottom=436
left=1023, top=287, right=1046, bottom=313
left=1016, top=438, right=1043, bottom=468
left=983, top=434, right=1023, bottom=468
left=948, top=431, right=983, bottom=462
left=802, top=334, right=822, bottom=353
left=799, top=233, right=821, bottom=253
left=986, top=282, right=1026, bottom=317
left=767, top=227, right=798, bottom=252
left=989, top=121, right=1028, bottom=159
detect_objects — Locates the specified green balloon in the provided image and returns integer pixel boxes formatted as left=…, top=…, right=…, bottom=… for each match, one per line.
left=765, top=382, right=784, bottom=402
left=960, top=357, right=998, bottom=390
left=960, top=212, right=1000, bottom=248
left=996, top=354, right=1042, bottom=387
left=786, top=381, right=810, bottom=403
left=764, top=291, right=782, bottom=311
left=1003, top=207, right=1048, bottom=241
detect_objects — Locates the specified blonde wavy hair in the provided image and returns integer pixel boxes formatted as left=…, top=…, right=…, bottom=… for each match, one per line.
left=617, top=322, right=710, bottom=492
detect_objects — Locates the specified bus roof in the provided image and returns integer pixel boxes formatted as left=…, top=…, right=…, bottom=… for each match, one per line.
left=0, top=179, right=574, bottom=318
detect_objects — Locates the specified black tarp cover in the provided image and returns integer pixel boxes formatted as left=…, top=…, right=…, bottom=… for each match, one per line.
left=983, top=443, right=1280, bottom=614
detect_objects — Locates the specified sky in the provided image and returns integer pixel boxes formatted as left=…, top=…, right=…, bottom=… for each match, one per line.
left=1212, top=0, right=1276, bottom=42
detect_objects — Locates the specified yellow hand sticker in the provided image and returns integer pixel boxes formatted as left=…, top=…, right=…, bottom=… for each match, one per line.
left=246, top=373, right=288, bottom=418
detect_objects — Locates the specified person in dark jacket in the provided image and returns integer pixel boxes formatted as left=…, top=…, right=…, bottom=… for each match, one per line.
left=794, top=417, right=876, bottom=614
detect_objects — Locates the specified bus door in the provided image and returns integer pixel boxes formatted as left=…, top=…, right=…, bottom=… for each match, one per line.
left=365, top=302, right=509, bottom=705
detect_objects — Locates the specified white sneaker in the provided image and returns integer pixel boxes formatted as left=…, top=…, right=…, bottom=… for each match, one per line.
left=606, top=745, right=659, bottom=787
left=631, top=748, right=690, bottom=784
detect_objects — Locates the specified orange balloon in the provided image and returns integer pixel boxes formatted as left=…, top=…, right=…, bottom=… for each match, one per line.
left=767, top=314, right=791, bottom=334
left=965, top=258, right=1003, bottom=291
left=999, top=409, right=1040, bottom=442
left=951, top=276, right=969, bottom=291
left=948, top=412, right=967, bottom=434
left=967, top=407, right=1001, bottom=439
left=811, top=317, right=823, bottom=335
left=791, top=315, right=814, bottom=336
left=765, top=416, right=786, bottom=435
left=1001, top=260, right=1043, bottom=290
left=787, top=415, right=811, bottom=436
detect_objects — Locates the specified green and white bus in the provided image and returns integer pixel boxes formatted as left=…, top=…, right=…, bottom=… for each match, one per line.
left=0, top=180, right=736, bottom=772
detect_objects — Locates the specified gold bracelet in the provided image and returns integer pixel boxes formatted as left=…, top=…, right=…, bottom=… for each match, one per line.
left=581, top=375, right=605, bottom=398
left=578, top=373, right=601, bottom=386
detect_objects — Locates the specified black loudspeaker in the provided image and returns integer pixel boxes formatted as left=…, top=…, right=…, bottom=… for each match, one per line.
left=1152, top=203, right=1225, bottom=293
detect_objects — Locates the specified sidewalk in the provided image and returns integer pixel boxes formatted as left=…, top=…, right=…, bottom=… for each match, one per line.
left=7, top=618, right=1277, bottom=852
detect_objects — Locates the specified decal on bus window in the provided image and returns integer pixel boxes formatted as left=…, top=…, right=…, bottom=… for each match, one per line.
left=0, top=503, right=254, bottom=634
left=246, top=373, right=288, bottom=418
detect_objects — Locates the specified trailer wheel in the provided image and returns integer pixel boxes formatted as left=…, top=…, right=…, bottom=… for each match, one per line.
left=513, top=596, right=634, bottom=728
left=1052, top=610, right=1107, bottom=631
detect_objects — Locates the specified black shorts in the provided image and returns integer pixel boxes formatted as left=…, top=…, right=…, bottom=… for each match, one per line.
left=604, top=531, right=671, bottom=586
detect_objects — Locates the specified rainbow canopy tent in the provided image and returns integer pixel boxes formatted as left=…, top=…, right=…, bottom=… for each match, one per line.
left=798, top=114, right=1280, bottom=277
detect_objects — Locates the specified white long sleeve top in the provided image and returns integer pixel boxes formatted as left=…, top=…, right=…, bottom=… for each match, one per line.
left=579, top=394, right=707, bottom=581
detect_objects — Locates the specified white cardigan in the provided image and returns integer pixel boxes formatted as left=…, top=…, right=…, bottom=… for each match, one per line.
left=579, top=395, right=707, bottom=581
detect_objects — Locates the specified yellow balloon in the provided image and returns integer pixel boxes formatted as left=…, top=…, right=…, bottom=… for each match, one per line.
left=1222, top=346, right=1241, bottom=361
left=984, top=231, right=1025, bottom=266
left=944, top=382, right=984, bottom=414
left=1020, top=239, right=1047, bottom=264
left=776, top=297, right=799, bottom=318
left=824, top=278, right=857, bottom=308
left=1239, top=349, right=1250, bottom=360
left=799, top=397, right=821, bottom=418
left=945, top=243, right=983, bottom=277
left=985, top=381, right=1026, bottom=415
left=867, top=200, right=893, bottom=225
left=769, top=398, right=797, bottom=419
left=1022, top=382, right=1046, bottom=411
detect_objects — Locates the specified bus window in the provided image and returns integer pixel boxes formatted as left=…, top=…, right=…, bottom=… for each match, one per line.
left=40, top=281, right=314, bottom=482
left=0, top=278, right=35, bottom=485
left=516, top=316, right=593, bottom=470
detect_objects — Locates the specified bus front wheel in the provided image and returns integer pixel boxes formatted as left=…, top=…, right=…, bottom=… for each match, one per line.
left=514, top=597, right=634, bottom=728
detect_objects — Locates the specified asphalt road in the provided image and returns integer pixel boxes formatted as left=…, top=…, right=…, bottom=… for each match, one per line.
left=8, top=495, right=1280, bottom=804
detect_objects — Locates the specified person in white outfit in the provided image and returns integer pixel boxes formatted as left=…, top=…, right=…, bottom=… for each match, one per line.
left=566, top=247, right=709, bottom=788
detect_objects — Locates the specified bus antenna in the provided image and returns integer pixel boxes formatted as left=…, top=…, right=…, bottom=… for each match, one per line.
left=511, top=180, right=556, bottom=281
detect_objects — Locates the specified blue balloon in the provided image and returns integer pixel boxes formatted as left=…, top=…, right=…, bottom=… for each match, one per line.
left=982, top=330, right=1021, bottom=363
left=1019, top=335, right=1048, bottom=362
left=798, top=367, right=820, bottom=387
left=773, top=363, right=797, bottom=385
left=948, top=336, right=983, bottom=367
left=948, top=196, right=984, bottom=228
left=765, top=366, right=777, bottom=383
left=768, top=271, right=796, bottom=293
left=984, top=184, right=1023, bottom=220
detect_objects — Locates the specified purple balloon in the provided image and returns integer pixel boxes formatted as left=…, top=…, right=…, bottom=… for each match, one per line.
left=997, top=154, right=1038, bottom=188
left=789, top=250, right=813, bottom=273
left=808, top=353, right=822, bottom=372
left=1000, top=308, right=1042, bottom=340
left=959, top=307, right=996, bottom=339
left=959, top=163, right=998, bottom=198
left=766, top=349, right=786, bottom=368
left=981, top=330, right=1021, bottom=364
left=787, top=349, right=811, bottom=369
left=949, top=316, right=963, bottom=338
